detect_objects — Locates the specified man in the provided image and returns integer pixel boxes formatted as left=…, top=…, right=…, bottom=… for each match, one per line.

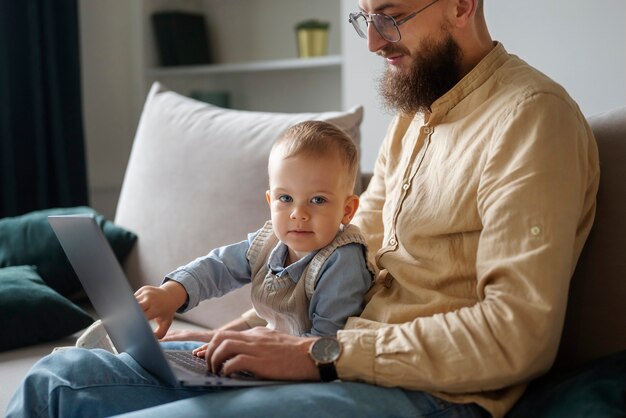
left=7, top=0, right=598, bottom=417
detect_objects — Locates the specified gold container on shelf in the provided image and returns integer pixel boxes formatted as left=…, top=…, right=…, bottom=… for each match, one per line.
left=295, top=20, right=329, bottom=58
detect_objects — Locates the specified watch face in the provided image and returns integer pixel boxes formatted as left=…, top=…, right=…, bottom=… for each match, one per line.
left=311, top=337, right=341, bottom=363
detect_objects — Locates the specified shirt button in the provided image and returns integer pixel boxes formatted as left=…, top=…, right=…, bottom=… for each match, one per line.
left=530, top=226, right=541, bottom=236
left=423, top=126, right=432, bottom=134
left=402, top=183, right=410, bottom=191
left=389, top=238, right=397, bottom=246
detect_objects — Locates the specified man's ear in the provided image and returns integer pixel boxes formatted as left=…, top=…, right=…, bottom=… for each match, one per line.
left=341, top=195, right=360, bottom=225
left=266, top=190, right=271, bottom=206
left=448, top=0, right=477, bottom=27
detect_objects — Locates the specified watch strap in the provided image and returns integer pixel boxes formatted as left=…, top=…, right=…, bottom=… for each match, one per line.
left=318, top=362, right=338, bottom=382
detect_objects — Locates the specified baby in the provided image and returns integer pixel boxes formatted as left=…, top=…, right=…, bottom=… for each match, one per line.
left=135, top=120, right=374, bottom=347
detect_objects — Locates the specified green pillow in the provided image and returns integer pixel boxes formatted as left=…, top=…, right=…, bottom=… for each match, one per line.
left=0, top=265, right=94, bottom=351
left=507, top=349, right=626, bottom=417
left=0, top=206, right=137, bottom=297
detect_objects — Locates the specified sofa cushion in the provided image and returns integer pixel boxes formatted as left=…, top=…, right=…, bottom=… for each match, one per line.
left=0, top=265, right=94, bottom=351
left=114, top=82, right=364, bottom=329
left=0, top=206, right=137, bottom=297
left=507, top=349, right=626, bottom=418
left=555, top=106, right=626, bottom=369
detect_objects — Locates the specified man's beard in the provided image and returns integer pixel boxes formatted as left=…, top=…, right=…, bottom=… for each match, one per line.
left=378, top=32, right=462, bottom=115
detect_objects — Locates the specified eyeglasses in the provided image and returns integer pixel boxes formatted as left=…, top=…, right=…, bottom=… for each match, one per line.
left=348, top=0, right=441, bottom=43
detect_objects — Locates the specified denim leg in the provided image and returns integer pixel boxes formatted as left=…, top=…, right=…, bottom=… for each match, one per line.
left=7, top=344, right=488, bottom=418
left=159, top=341, right=205, bottom=350
left=112, top=382, right=489, bottom=418
left=5, top=347, right=211, bottom=418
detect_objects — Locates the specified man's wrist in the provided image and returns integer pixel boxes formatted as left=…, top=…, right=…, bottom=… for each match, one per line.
left=308, top=336, right=341, bottom=382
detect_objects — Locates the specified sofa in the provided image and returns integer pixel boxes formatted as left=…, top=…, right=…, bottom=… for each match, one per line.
left=1, top=83, right=625, bottom=416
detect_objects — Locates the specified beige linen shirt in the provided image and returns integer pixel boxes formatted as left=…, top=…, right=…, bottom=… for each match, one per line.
left=338, top=43, right=599, bottom=417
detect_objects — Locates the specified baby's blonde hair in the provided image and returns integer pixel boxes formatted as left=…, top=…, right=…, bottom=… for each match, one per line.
left=271, top=121, right=359, bottom=192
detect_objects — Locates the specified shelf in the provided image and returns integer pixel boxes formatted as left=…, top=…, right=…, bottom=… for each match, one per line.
left=146, top=55, right=343, bottom=77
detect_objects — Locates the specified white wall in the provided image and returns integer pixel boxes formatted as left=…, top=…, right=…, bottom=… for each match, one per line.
left=81, top=0, right=625, bottom=217
left=79, top=0, right=139, bottom=219
left=80, top=0, right=343, bottom=218
left=342, top=0, right=626, bottom=172
left=486, top=1, right=626, bottom=116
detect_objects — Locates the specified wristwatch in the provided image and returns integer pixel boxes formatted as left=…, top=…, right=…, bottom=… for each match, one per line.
left=309, top=337, right=341, bottom=382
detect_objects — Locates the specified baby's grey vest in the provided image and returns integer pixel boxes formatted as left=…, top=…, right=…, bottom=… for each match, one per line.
left=246, top=220, right=371, bottom=336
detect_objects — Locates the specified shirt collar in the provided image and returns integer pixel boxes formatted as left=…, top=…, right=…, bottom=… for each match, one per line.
left=425, top=42, right=509, bottom=124
left=266, top=241, right=317, bottom=283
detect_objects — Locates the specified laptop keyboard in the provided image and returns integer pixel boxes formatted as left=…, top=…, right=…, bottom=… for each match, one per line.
left=164, top=350, right=211, bottom=375
left=164, top=350, right=260, bottom=381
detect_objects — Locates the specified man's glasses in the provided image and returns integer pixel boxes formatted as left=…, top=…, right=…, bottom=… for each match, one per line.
left=348, top=0, right=440, bottom=43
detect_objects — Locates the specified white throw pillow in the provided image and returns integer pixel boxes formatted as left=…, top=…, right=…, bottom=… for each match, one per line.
left=115, top=82, right=364, bottom=329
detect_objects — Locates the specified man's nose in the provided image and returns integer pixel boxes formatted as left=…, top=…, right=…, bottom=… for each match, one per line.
left=367, top=23, right=388, bottom=52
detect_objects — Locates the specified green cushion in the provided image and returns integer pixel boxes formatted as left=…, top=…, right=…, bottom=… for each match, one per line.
left=0, top=206, right=137, bottom=297
left=0, top=265, right=94, bottom=351
left=507, top=349, right=626, bottom=417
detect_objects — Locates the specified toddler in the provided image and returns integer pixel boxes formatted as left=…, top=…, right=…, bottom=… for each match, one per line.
left=135, top=120, right=374, bottom=346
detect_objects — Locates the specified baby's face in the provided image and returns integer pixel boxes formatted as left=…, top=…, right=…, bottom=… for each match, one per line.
left=266, top=149, right=357, bottom=263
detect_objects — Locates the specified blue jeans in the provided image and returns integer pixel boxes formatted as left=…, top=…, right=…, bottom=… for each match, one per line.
left=6, top=342, right=488, bottom=418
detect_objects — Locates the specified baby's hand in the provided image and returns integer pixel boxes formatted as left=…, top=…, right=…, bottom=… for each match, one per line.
left=134, top=281, right=187, bottom=339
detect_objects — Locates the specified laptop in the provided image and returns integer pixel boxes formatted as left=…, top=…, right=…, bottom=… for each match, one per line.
left=49, top=214, right=283, bottom=387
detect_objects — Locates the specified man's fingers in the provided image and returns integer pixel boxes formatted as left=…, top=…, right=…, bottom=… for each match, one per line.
left=203, top=330, right=254, bottom=358
left=200, top=328, right=319, bottom=381
left=220, top=354, right=263, bottom=379
left=193, top=343, right=209, bottom=357
left=208, top=338, right=256, bottom=375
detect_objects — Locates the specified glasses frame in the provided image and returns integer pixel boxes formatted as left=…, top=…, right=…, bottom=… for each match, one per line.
left=348, top=0, right=441, bottom=43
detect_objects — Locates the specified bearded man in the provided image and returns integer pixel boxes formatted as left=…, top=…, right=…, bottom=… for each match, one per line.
left=7, top=1, right=599, bottom=417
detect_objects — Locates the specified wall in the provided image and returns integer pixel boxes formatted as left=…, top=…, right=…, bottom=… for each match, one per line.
left=79, top=0, right=139, bottom=219
left=342, top=0, right=626, bottom=172
left=486, top=1, right=626, bottom=116
left=81, top=1, right=625, bottom=217
left=79, top=0, right=342, bottom=218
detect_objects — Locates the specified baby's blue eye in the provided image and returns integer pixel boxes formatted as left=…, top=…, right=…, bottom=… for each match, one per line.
left=311, top=196, right=326, bottom=204
left=279, top=195, right=293, bottom=203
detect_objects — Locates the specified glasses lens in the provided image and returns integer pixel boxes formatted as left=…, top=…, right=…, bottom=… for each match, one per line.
left=349, top=13, right=400, bottom=42
left=349, top=13, right=368, bottom=39
left=372, top=14, right=400, bottom=42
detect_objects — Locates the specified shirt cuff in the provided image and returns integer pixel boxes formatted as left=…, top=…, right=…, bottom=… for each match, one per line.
left=163, top=269, right=199, bottom=312
left=336, top=329, right=376, bottom=383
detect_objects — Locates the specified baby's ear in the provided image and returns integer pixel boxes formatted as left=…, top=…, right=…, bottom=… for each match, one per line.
left=342, top=195, right=360, bottom=225
left=266, top=190, right=271, bottom=206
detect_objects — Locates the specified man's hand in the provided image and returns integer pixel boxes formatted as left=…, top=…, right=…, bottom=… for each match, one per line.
left=200, top=327, right=320, bottom=381
left=135, top=281, right=187, bottom=339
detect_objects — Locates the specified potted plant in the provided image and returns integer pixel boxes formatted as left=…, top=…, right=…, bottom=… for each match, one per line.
left=295, top=19, right=330, bottom=58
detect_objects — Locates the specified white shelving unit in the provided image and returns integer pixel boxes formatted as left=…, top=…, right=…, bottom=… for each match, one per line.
left=138, top=0, right=344, bottom=113
left=145, top=55, right=343, bottom=77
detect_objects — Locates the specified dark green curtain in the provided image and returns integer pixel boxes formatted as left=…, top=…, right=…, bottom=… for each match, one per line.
left=0, top=0, right=88, bottom=218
